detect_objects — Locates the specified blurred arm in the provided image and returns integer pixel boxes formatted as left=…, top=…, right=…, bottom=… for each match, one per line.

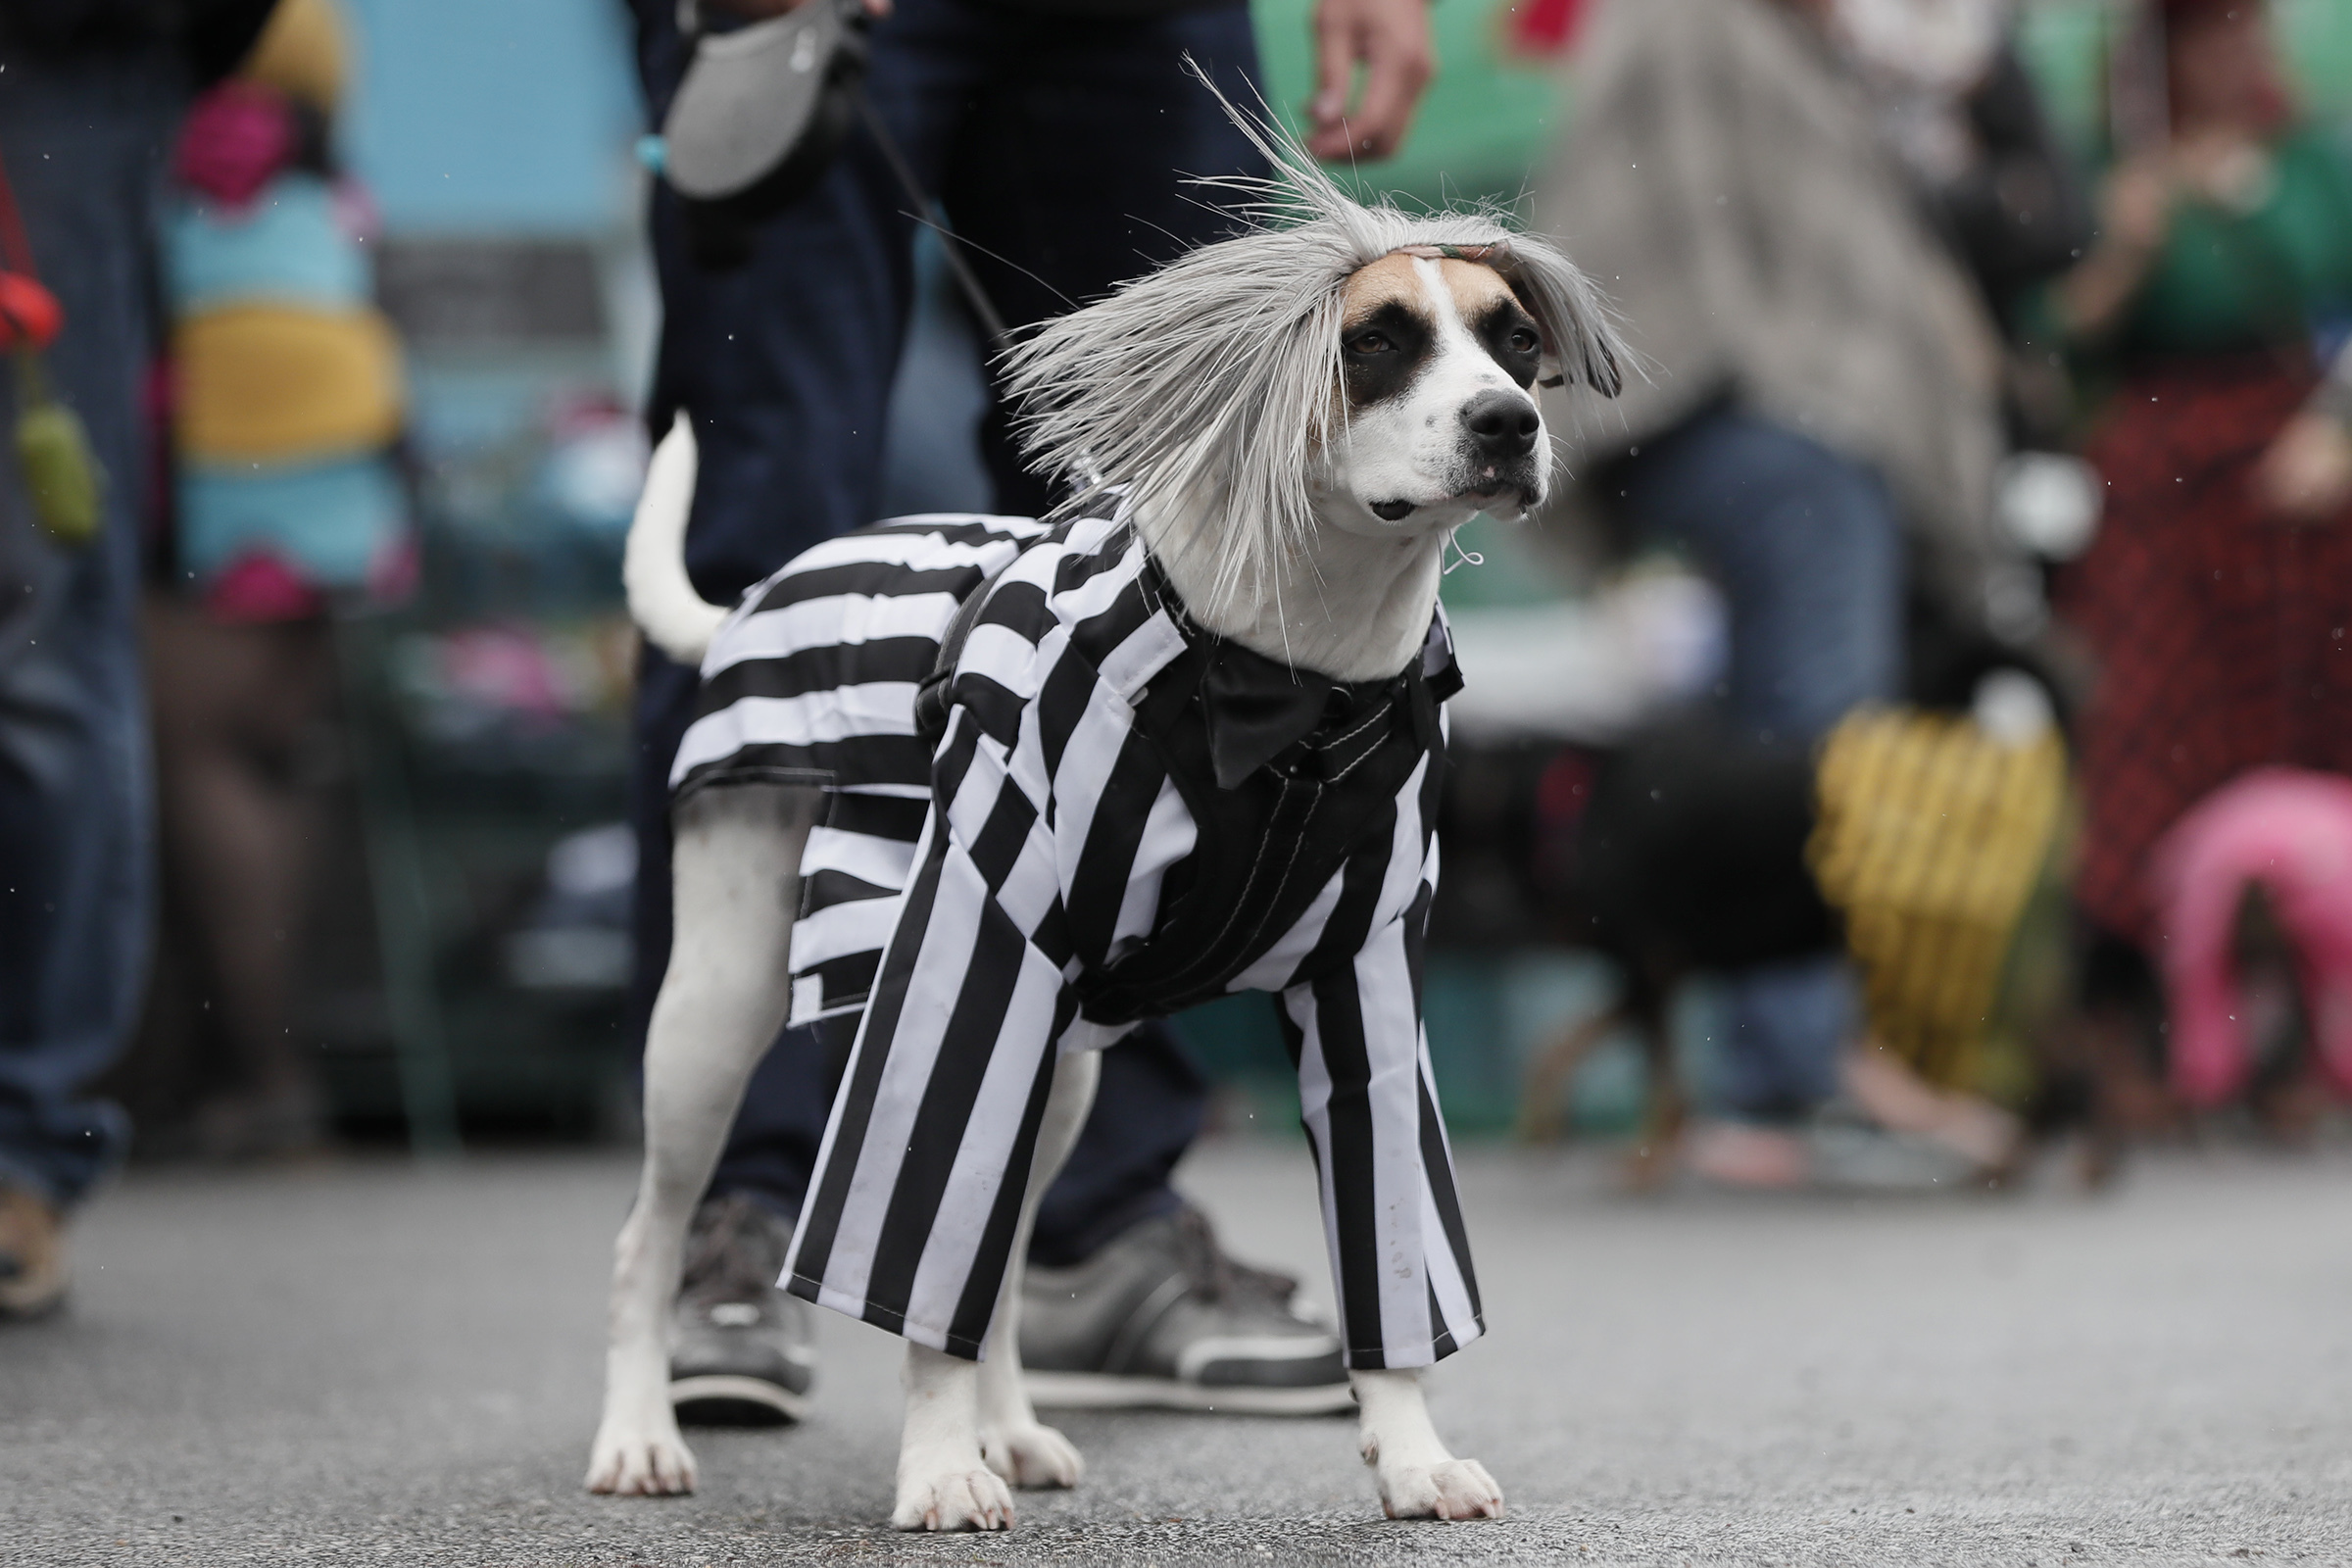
left=2254, top=341, right=2352, bottom=523
left=1306, top=0, right=1435, bottom=161
left=2048, top=151, right=2173, bottom=341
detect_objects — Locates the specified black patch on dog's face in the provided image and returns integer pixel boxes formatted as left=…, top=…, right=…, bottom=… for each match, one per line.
left=1342, top=301, right=1434, bottom=411
left=1472, top=298, right=1544, bottom=390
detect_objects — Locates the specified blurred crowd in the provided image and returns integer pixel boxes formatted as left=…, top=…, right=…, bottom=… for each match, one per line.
left=1494, top=0, right=2352, bottom=1193
left=1, top=0, right=2350, bottom=1431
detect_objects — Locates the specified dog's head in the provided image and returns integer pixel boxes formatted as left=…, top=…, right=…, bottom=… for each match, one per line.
left=1002, top=99, right=1625, bottom=616
left=1320, top=245, right=1564, bottom=537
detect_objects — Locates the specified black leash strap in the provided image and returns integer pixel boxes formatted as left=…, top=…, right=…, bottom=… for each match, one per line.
left=855, top=94, right=1011, bottom=357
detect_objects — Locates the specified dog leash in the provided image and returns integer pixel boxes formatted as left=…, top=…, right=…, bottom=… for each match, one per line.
left=856, top=96, right=1112, bottom=496
left=854, top=95, right=1011, bottom=359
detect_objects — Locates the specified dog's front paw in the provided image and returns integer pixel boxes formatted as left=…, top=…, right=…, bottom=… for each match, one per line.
left=892, top=1465, right=1015, bottom=1531
left=981, top=1420, right=1083, bottom=1489
left=585, top=1418, right=699, bottom=1496
left=1378, top=1457, right=1503, bottom=1521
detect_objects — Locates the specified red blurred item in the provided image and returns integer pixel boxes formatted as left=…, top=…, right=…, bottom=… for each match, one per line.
left=175, top=80, right=298, bottom=209
left=0, top=141, right=59, bottom=349
left=0, top=270, right=62, bottom=352
left=1506, top=0, right=1592, bottom=58
left=2155, top=0, right=2295, bottom=135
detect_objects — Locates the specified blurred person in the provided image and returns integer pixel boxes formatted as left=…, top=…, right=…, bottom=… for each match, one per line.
left=1533, top=0, right=2075, bottom=1184
left=0, top=0, right=276, bottom=1317
left=137, top=0, right=409, bottom=1158
left=1520, top=645, right=2071, bottom=1191
left=625, top=0, right=1438, bottom=1421
left=2046, top=0, right=2352, bottom=1054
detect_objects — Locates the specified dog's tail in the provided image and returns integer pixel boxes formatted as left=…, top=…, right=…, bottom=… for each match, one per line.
left=624, top=412, right=729, bottom=665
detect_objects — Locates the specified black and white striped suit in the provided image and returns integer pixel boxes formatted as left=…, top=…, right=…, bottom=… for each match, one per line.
left=675, top=512, right=1482, bottom=1371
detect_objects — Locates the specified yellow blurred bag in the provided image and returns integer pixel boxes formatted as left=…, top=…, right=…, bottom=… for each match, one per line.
left=1807, top=709, right=2068, bottom=1094
left=173, top=303, right=402, bottom=466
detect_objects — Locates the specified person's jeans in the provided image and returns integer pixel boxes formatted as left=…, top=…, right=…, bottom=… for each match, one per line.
left=1611, top=407, right=1905, bottom=1119
left=0, top=54, right=178, bottom=1206
left=626, top=0, right=1263, bottom=1250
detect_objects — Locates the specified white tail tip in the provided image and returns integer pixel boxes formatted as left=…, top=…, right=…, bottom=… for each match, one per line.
left=623, top=412, right=731, bottom=665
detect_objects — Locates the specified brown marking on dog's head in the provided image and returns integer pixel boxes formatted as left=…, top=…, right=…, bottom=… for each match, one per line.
left=1337, top=256, right=1546, bottom=414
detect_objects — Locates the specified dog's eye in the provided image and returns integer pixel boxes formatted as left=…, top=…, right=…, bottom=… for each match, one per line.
left=1507, top=327, right=1540, bottom=355
left=1348, top=331, right=1395, bottom=355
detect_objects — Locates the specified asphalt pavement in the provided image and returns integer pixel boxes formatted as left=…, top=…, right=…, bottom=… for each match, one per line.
left=7, top=1136, right=2352, bottom=1566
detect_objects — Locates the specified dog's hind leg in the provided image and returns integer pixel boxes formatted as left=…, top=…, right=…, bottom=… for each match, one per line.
left=587, top=784, right=822, bottom=1496
left=893, top=1048, right=1100, bottom=1530
left=1353, top=1367, right=1504, bottom=1521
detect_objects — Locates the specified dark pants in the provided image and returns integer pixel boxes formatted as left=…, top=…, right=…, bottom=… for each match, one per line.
left=627, top=0, right=1261, bottom=1253
left=0, top=53, right=178, bottom=1206
left=1611, top=407, right=1905, bottom=1119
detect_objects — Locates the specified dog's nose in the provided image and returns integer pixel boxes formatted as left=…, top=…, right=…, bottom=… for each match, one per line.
left=1462, top=391, right=1539, bottom=460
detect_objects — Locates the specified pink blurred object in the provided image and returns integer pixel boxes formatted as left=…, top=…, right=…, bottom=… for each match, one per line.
left=366, top=532, right=418, bottom=607
left=2150, top=767, right=2352, bottom=1104
left=175, top=81, right=296, bottom=209
left=206, top=550, right=327, bottom=623
left=440, top=626, right=567, bottom=724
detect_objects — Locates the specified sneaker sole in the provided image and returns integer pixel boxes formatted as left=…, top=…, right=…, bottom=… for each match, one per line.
left=1021, top=1370, right=1355, bottom=1415
left=668, top=1374, right=809, bottom=1426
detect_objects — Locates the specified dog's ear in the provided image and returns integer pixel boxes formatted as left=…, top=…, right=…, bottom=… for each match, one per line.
left=1499, top=242, right=1627, bottom=400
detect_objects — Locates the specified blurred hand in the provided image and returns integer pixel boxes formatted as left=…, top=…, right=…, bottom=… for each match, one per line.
left=2254, top=410, right=2352, bottom=523
left=2055, top=151, right=2175, bottom=339
left=2171, top=125, right=2270, bottom=208
left=2097, top=151, right=2175, bottom=255
left=1306, top=0, right=1434, bottom=162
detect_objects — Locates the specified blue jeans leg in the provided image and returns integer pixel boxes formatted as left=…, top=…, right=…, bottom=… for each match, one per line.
left=1615, top=409, right=1905, bottom=1119
left=0, top=56, right=177, bottom=1205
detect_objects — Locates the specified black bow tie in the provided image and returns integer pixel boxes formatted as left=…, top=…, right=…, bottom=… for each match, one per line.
left=1199, top=640, right=1348, bottom=790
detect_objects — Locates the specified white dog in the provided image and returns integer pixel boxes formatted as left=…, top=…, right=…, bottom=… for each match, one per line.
left=587, top=111, right=1624, bottom=1531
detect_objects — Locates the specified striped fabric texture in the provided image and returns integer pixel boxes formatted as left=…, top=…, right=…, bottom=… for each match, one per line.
left=674, top=514, right=1055, bottom=1022
left=674, top=513, right=1483, bottom=1370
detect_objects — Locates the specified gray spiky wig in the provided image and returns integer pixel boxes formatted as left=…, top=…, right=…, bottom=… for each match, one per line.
left=999, top=79, right=1627, bottom=614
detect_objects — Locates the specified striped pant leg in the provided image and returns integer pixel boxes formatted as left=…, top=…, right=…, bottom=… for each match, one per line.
left=1279, top=890, right=1483, bottom=1370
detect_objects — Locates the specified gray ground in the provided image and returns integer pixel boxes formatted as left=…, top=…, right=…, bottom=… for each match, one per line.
left=6, top=1138, right=2351, bottom=1567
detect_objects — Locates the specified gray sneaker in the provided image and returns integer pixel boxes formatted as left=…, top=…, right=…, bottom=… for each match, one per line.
left=668, top=1194, right=814, bottom=1425
left=1020, top=1205, right=1352, bottom=1415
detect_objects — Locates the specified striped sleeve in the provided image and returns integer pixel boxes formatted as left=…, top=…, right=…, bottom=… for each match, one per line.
left=1278, top=752, right=1483, bottom=1370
